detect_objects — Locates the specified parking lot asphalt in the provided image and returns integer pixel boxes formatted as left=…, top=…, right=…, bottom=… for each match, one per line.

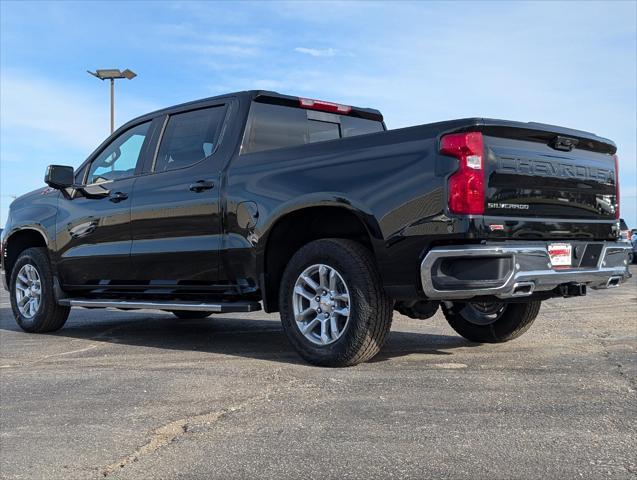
left=0, top=276, right=635, bottom=480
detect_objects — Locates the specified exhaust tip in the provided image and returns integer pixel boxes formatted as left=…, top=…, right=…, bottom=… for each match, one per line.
left=606, top=276, right=621, bottom=288
left=512, top=281, right=535, bottom=296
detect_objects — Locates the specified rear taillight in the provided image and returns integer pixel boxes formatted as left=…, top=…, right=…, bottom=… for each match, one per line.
left=440, top=131, right=485, bottom=215
left=613, top=154, right=620, bottom=219
left=299, top=97, right=352, bottom=114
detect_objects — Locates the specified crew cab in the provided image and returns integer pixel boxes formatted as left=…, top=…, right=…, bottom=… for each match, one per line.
left=1, top=91, right=631, bottom=366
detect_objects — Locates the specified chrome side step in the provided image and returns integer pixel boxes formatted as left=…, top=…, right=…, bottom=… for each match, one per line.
left=58, top=298, right=261, bottom=313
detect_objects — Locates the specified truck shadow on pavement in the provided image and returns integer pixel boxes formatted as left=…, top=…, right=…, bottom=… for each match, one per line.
left=0, top=309, right=476, bottom=366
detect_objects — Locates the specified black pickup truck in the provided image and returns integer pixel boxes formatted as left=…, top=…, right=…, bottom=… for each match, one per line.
left=1, top=91, right=631, bottom=366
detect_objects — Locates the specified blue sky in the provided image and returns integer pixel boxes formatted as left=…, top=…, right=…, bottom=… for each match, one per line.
left=1, top=1, right=636, bottom=226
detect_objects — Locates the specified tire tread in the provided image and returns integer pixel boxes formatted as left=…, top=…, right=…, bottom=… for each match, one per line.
left=279, top=238, right=392, bottom=367
left=10, top=247, right=70, bottom=333
left=442, top=300, right=541, bottom=343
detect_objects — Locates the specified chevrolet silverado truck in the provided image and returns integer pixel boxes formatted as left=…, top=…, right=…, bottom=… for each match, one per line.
left=1, top=91, right=631, bottom=366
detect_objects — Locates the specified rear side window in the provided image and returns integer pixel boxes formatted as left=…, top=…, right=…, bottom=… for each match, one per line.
left=154, top=106, right=225, bottom=173
left=241, top=102, right=383, bottom=154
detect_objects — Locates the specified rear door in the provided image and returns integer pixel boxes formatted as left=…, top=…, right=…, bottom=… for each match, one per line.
left=129, top=103, right=228, bottom=288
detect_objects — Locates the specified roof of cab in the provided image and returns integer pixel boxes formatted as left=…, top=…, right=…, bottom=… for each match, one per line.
left=118, top=90, right=383, bottom=132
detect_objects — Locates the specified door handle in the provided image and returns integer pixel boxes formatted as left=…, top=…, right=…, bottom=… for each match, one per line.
left=109, top=191, right=129, bottom=203
left=189, top=180, right=215, bottom=192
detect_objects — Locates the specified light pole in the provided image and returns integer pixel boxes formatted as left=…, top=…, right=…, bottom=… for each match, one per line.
left=87, top=69, right=137, bottom=134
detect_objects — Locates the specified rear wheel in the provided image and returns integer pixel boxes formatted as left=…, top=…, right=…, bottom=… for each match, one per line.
left=279, top=239, right=393, bottom=367
left=441, top=300, right=541, bottom=343
left=171, top=311, right=213, bottom=320
left=10, top=247, right=70, bottom=333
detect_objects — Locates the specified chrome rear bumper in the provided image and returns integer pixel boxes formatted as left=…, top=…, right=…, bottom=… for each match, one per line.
left=420, top=242, right=631, bottom=300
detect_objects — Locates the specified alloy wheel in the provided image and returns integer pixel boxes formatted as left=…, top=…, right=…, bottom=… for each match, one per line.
left=292, top=264, right=351, bottom=345
left=15, top=264, right=42, bottom=319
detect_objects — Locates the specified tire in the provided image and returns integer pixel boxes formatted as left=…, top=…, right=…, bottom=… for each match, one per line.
left=441, top=300, right=541, bottom=343
left=171, top=311, right=213, bottom=320
left=9, top=247, right=70, bottom=333
left=279, top=239, right=393, bottom=367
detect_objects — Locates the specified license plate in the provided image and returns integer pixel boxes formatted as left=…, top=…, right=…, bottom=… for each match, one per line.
left=548, top=243, right=572, bottom=267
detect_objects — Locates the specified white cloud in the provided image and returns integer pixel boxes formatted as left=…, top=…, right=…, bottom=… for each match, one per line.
left=179, top=43, right=260, bottom=57
left=294, top=47, right=338, bottom=57
left=156, top=23, right=266, bottom=57
left=156, top=23, right=264, bottom=46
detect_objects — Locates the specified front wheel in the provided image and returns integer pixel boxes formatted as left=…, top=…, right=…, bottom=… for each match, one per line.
left=441, top=300, right=541, bottom=343
left=279, top=239, right=393, bottom=367
left=10, top=247, right=70, bottom=333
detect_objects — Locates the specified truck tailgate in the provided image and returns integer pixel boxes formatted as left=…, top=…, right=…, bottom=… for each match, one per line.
left=475, top=121, right=618, bottom=239
left=482, top=123, right=617, bottom=219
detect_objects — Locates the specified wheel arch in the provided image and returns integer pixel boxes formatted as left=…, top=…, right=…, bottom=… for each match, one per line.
left=3, top=227, right=50, bottom=287
left=257, top=199, right=383, bottom=313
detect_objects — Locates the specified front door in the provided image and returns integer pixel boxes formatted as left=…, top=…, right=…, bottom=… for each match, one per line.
left=55, top=121, right=152, bottom=287
left=129, top=105, right=227, bottom=289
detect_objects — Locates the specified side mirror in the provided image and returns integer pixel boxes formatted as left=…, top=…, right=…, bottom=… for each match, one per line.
left=44, top=165, right=75, bottom=189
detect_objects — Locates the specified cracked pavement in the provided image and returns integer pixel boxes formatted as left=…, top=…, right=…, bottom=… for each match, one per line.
left=1, top=276, right=635, bottom=479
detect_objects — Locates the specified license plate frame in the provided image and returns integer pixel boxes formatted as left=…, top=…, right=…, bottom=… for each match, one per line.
left=548, top=243, right=572, bottom=267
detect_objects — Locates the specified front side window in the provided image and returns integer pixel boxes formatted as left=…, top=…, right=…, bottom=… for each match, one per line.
left=154, top=106, right=225, bottom=173
left=86, top=122, right=150, bottom=184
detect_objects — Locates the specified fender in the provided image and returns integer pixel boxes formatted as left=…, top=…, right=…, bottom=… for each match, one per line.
left=2, top=225, right=52, bottom=292
left=3, top=187, right=58, bottom=251
left=254, top=192, right=384, bottom=299
left=2, top=187, right=58, bottom=287
left=258, top=192, right=383, bottom=240
left=5, top=225, right=50, bottom=246
left=4, top=216, right=56, bottom=261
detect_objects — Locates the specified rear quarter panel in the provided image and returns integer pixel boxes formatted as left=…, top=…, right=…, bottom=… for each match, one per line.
left=223, top=122, right=464, bottom=291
